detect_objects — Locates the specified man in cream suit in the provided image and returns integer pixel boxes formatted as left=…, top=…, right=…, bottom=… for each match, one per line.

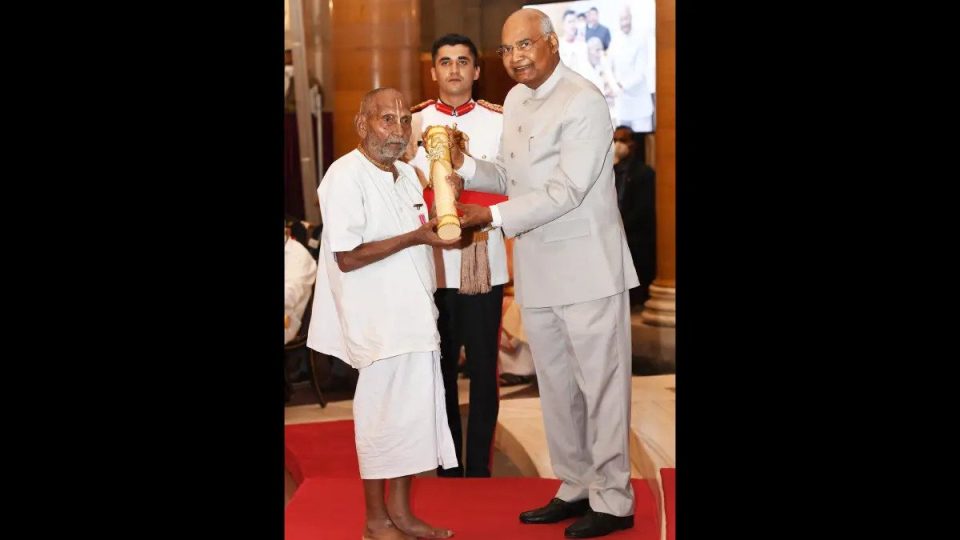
left=454, top=8, right=639, bottom=539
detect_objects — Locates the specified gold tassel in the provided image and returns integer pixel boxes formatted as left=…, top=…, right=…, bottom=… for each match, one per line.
left=459, top=230, right=491, bottom=295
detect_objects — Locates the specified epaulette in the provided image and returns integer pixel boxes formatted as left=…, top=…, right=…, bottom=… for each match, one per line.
left=410, top=99, right=436, bottom=113
left=476, top=99, right=503, bottom=114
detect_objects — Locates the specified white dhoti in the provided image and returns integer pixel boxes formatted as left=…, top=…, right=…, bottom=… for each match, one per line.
left=352, top=350, right=459, bottom=479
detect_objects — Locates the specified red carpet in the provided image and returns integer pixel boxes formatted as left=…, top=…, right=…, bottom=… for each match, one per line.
left=286, top=477, right=659, bottom=540
left=285, top=420, right=360, bottom=484
left=286, top=421, right=661, bottom=539
left=660, top=469, right=675, bottom=540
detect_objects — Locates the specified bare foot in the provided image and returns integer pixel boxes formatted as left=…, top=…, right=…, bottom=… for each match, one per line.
left=388, top=513, right=453, bottom=539
left=363, top=519, right=416, bottom=540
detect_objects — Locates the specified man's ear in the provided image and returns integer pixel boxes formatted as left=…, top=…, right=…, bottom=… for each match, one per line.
left=547, top=33, right=560, bottom=53
left=354, top=113, right=366, bottom=138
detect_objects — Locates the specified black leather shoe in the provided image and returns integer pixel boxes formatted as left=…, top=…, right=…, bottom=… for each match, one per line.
left=519, top=498, right=590, bottom=524
left=564, top=510, right=634, bottom=538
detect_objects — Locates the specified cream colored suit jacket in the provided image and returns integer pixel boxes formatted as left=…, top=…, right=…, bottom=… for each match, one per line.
left=463, top=62, right=639, bottom=308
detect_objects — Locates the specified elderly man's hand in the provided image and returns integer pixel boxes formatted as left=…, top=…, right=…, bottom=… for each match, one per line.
left=415, top=217, right=462, bottom=247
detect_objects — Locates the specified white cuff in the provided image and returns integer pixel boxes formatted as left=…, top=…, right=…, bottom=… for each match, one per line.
left=489, top=204, right=503, bottom=228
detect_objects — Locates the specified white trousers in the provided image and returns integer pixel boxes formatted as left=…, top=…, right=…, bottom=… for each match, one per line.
left=522, top=290, right=635, bottom=516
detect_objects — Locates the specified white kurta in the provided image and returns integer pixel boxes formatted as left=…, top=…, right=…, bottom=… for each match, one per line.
left=307, top=150, right=439, bottom=369
left=411, top=100, right=509, bottom=289
left=306, top=150, right=459, bottom=477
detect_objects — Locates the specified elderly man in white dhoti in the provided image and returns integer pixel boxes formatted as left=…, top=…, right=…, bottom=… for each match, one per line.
left=306, top=87, right=461, bottom=540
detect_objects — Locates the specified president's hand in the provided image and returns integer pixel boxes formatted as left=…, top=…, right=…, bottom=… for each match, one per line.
left=445, top=126, right=465, bottom=169
left=446, top=172, right=463, bottom=200
left=456, top=202, right=493, bottom=229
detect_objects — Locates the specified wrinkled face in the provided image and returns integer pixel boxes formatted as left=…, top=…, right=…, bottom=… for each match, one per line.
left=431, top=44, right=479, bottom=97
left=619, top=9, right=632, bottom=34
left=356, top=90, right=411, bottom=163
left=500, top=12, right=559, bottom=89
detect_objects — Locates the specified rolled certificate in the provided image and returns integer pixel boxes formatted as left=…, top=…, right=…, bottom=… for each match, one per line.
left=424, top=125, right=462, bottom=241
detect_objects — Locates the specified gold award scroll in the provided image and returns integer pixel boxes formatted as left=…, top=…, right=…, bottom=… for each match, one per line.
left=424, top=125, right=462, bottom=240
